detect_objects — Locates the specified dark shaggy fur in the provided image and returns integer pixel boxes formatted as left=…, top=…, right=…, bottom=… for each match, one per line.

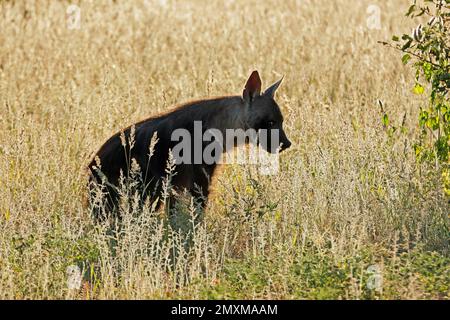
left=88, top=71, right=291, bottom=219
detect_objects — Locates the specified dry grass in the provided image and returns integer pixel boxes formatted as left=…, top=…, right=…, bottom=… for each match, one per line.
left=0, top=0, right=448, bottom=299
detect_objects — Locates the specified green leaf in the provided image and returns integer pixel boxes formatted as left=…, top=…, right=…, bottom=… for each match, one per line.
left=406, top=5, right=416, bottom=17
left=419, top=110, right=429, bottom=126
left=401, top=34, right=412, bottom=41
left=413, top=83, right=425, bottom=95
left=392, top=35, right=399, bottom=42
left=416, top=8, right=426, bottom=17
left=382, top=113, right=389, bottom=127
left=402, top=54, right=411, bottom=65
left=422, top=62, right=433, bottom=81
left=401, top=39, right=412, bottom=51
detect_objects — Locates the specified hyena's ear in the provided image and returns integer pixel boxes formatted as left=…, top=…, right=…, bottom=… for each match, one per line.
left=264, top=76, right=284, bottom=98
left=243, top=70, right=262, bottom=103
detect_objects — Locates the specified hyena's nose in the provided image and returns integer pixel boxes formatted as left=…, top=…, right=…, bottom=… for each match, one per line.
left=280, top=140, right=291, bottom=152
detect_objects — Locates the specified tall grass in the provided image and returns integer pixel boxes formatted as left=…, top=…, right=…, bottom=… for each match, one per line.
left=0, top=0, right=448, bottom=299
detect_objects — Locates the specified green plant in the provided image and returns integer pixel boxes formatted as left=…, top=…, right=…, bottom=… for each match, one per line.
left=382, top=0, right=450, bottom=196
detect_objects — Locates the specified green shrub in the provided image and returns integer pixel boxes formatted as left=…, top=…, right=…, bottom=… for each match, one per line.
left=383, top=0, right=450, bottom=196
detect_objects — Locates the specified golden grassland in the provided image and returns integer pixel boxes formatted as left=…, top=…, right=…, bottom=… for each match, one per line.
left=0, top=0, right=449, bottom=299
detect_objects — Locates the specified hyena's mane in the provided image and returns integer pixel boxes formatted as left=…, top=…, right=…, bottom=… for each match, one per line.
left=88, top=96, right=231, bottom=157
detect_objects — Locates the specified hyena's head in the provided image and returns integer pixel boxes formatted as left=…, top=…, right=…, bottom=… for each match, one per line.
left=242, top=70, right=291, bottom=153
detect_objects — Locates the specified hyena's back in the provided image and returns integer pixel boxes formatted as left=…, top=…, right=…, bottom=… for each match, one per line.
left=87, top=98, right=236, bottom=215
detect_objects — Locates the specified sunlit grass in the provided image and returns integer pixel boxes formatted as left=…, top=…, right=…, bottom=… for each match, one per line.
left=0, top=0, right=448, bottom=299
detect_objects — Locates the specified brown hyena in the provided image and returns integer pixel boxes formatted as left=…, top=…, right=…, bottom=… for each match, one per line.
left=88, top=70, right=291, bottom=219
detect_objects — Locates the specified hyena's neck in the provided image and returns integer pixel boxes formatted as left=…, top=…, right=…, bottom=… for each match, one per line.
left=207, top=96, right=246, bottom=133
left=202, top=96, right=249, bottom=153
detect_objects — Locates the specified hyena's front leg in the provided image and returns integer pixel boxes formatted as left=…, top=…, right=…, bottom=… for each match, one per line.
left=192, top=164, right=214, bottom=210
left=167, top=164, right=195, bottom=214
left=166, top=165, right=202, bottom=240
left=166, top=164, right=213, bottom=216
